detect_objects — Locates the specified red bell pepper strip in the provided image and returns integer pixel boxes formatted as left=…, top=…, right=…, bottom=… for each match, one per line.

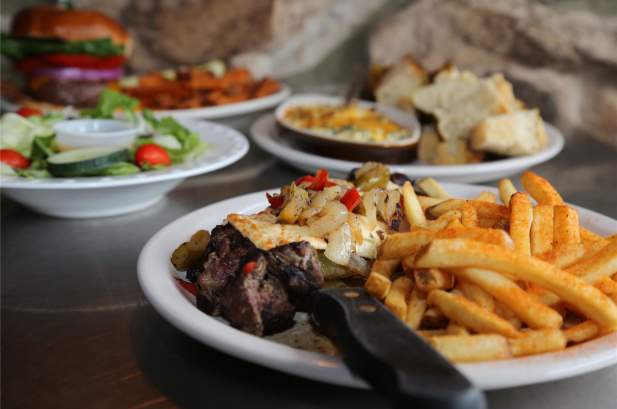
left=174, top=278, right=198, bottom=296
left=295, top=169, right=331, bottom=190
left=340, top=187, right=362, bottom=212
left=266, top=193, right=285, bottom=209
left=242, top=261, right=258, bottom=274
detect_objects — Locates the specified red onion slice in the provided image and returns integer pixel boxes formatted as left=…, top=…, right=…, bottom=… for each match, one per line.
left=34, top=67, right=124, bottom=82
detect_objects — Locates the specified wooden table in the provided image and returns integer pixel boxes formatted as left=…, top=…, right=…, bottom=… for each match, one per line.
left=2, top=113, right=616, bottom=409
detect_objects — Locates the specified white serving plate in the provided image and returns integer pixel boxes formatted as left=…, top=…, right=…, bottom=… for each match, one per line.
left=251, top=114, right=565, bottom=183
left=153, top=85, right=291, bottom=120
left=0, top=120, right=249, bottom=218
left=137, top=184, right=617, bottom=391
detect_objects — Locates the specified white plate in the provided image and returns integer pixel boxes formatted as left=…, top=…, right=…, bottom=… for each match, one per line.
left=0, top=120, right=249, bottom=218
left=251, top=114, right=565, bottom=183
left=137, top=184, right=617, bottom=390
left=153, top=85, right=291, bottom=120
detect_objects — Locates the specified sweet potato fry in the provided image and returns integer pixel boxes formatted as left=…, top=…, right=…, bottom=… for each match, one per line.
left=508, top=329, right=567, bottom=357
left=427, top=334, right=511, bottom=362
left=553, top=205, right=581, bottom=248
left=384, top=276, right=413, bottom=320
left=428, top=290, right=522, bottom=338
left=509, top=192, right=533, bottom=255
left=453, top=268, right=563, bottom=329
left=498, top=178, right=517, bottom=206
left=414, top=238, right=617, bottom=329
left=531, top=205, right=554, bottom=255
left=521, top=171, right=564, bottom=205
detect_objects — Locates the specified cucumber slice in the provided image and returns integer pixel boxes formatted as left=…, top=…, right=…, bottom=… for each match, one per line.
left=47, top=147, right=130, bottom=177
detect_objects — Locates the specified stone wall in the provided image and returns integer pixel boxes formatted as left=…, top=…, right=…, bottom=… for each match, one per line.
left=369, top=0, right=617, bottom=148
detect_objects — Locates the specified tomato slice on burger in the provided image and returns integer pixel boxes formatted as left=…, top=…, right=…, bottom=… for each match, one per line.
left=15, top=54, right=126, bottom=73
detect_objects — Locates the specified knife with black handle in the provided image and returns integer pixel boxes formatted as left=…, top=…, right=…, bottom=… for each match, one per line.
left=312, top=287, right=486, bottom=409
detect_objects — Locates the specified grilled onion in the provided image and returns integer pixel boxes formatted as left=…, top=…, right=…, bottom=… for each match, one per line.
left=309, top=201, right=348, bottom=236
left=325, top=222, right=352, bottom=265
left=279, top=184, right=309, bottom=224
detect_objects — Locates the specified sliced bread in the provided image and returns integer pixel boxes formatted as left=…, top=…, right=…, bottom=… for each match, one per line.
left=375, top=56, right=428, bottom=112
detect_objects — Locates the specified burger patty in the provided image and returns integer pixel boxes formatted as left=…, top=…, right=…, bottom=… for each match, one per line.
left=28, top=77, right=107, bottom=107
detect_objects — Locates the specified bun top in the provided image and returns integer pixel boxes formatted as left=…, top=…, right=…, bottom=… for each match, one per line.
left=11, top=5, right=129, bottom=47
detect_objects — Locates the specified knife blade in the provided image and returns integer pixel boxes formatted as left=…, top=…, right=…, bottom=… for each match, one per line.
left=312, top=287, right=486, bottom=409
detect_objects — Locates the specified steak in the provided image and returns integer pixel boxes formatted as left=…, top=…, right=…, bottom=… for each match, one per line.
left=267, top=241, right=324, bottom=310
left=220, top=252, right=295, bottom=336
left=196, top=224, right=256, bottom=314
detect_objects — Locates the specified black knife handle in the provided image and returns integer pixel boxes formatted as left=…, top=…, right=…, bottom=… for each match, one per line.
left=312, top=288, right=486, bottom=409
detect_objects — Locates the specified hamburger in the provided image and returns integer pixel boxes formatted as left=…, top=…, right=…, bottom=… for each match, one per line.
left=1, top=5, right=130, bottom=107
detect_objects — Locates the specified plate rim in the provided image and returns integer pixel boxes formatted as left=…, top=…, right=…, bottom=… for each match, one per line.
left=152, top=85, right=291, bottom=119
left=137, top=184, right=617, bottom=391
left=0, top=119, right=249, bottom=190
left=250, top=113, right=565, bottom=177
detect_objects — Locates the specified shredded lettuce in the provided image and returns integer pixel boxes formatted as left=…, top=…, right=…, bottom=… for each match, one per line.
left=81, top=90, right=139, bottom=122
left=140, top=110, right=207, bottom=163
left=0, top=113, right=56, bottom=157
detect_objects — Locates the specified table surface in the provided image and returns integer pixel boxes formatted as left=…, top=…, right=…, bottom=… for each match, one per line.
left=2, top=111, right=617, bottom=409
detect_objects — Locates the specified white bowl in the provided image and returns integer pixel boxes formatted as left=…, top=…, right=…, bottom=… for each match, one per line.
left=53, top=119, right=143, bottom=149
left=1, top=120, right=249, bottom=218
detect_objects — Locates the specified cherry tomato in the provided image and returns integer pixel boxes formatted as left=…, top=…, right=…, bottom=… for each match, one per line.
left=134, top=144, right=171, bottom=168
left=0, top=149, right=30, bottom=169
left=340, top=187, right=362, bottom=211
left=16, top=107, right=42, bottom=117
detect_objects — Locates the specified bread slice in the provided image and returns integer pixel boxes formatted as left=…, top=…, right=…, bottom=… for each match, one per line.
left=375, top=56, right=428, bottom=112
left=418, top=126, right=484, bottom=165
left=470, top=109, right=548, bottom=156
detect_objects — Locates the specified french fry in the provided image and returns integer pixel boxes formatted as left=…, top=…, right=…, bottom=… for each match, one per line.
left=595, top=276, right=617, bottom=295
left=427, top=290, right=522, bottom=338
left=454, top=268, right=563, bottom=329
left=508, top=329, right=567, bottom=357
left=531, top=205, right=554, bottom=255
left=402, top=181, right=426, bottom=227
left=461, top=202, right=478, bottom=227
left=384, top=276, right=413, bottom=320
left=421, top=307, right=448, bottom=329
left=553, top=205, right=581, bottom=248
left=471, top=201, right=510, bottom=220
left=414, top=239, right=617, bottom=329
left=567, top=237, right=617, bottom=285
left=405, top=288, right=427, bottom=330
left=538, top=239, right=608, bottom=269
left=426, top=210, right=462, bottom=231
left=435, top=227, right=514, bottom=249
left=563, top=321, right=600, bottom=343
left=371, top=259, right=400, bottom=278
left=498, top=178, right=517, bottom=206
left=364, top=272, right=392, bottom=299
left=426, top=199, right=464, bottom=219
left=521, top=171, right=564, bottom=205
left=446, top=322, right=470, bottom=336
left=509, top=192, right=533, bottom=255
left=415, top=177, right=451, bottom=199
left=379, top=228, right=435, bottom=259
left=580, top=227, right=608, bottom=245
left=476, top=191, right=497, bottom=203
left=446, top=219, right=464, bottom=229
left=417, top=195, right=449, bottom=210
left=456, top=280, right=495, bottom=312
left=413, top=268, right=454, bottom=292
left=427, top=334, right=511, bottom=362
left=527, top=285, right=561, bottom=307
left=418, top=329, right=448, bottom=338
left=494, top=301, right=523, bottom=329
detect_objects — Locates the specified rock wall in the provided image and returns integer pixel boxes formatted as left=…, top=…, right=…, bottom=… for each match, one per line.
left=369, top=0, right=617, bottom=148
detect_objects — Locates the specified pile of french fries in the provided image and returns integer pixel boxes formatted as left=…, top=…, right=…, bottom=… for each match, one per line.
left=365, top=172, right=617, bottom=363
